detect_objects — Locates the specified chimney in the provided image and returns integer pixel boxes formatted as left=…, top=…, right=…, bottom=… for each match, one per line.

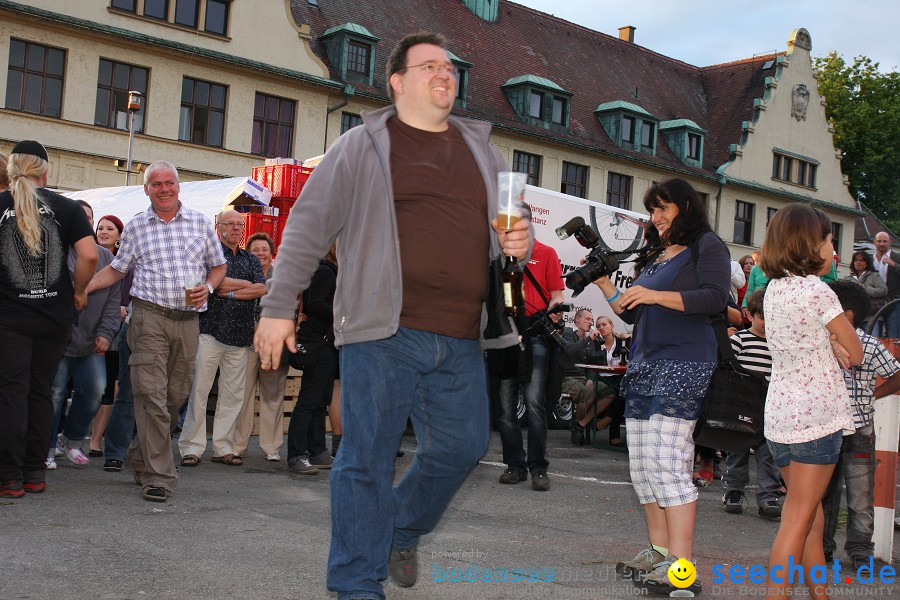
left=618, top=26, right=636, bottom=43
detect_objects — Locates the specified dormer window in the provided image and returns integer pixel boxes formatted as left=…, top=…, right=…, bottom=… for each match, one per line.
left=447, top=50, right=471, bottom=109
left=595, top=101, right=658, bottom=155
left=321, top=23, right=379, bottom=86
left=502, top=75, right=572, bottom=132
left=659, top=119, right=706, bottom=167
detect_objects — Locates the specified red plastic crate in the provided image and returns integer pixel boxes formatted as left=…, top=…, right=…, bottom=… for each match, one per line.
left=240, top=213, right=288, bottom=253
left=270, top=197, right=295, bottom=218
left=251, top=165, right=313, bottom=200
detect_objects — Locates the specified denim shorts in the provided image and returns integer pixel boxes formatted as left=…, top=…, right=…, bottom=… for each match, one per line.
left=767, top=430, right=843, bottom=468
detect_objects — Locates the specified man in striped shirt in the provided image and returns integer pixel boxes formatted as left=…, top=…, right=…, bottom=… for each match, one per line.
left=722, top=289, right=783, bottom=519
left=823, top=281, right=900, bottom=570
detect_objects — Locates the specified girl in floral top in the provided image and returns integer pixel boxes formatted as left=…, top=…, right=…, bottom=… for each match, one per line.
left=759, top=203, right=862, bottom=599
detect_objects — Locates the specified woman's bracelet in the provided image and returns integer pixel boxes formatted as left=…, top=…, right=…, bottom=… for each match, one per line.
left=606, top=290, right=620, bottom=303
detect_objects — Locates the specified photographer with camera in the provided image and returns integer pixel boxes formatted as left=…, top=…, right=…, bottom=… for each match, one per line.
left=497, top=239, right=564, bottom=492
left=587, top=179, right=730, bottom=594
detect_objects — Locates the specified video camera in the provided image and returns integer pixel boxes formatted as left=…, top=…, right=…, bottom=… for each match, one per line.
left=527, top=301, right=573, bottom=338
left=555, top=217, right=620, bottom=297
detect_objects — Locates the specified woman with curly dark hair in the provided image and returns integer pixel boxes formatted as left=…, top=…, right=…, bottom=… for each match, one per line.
left=845, top=251, right=887, bottom=332
left=592, top=178, right=730, bottom=595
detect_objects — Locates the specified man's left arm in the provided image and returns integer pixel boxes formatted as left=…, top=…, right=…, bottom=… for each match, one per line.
left=224, top=255, right=266, bottom=300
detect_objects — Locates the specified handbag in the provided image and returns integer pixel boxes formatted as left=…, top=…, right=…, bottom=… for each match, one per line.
left=287, top=320, right=328, bottom=371
left=692, top=314, right=768, bottom=453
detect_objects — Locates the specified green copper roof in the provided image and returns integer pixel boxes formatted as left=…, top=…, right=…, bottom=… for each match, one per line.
left=659, top=119, right=705, bottom=132
left=447, top=50, right=473, bottom=67
left=594, top=100, right=652, bottom=116
left=502, top=75, right=570, bottom=94
left=322, top=22, right=379, bottom=41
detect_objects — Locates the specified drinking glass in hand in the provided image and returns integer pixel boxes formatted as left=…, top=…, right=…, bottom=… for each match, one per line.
left=497, top=171, right=528, bottom=232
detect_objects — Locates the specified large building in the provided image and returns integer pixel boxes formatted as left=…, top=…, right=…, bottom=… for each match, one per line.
left=0, top=0, right=862, bottom=262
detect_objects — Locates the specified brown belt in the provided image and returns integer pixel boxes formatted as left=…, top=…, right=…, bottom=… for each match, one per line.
left=132, top=298, right=197, bottom=321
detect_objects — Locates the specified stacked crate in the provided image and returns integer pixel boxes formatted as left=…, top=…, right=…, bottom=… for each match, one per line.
left=250, top=163, right=313, bottom=222
left=249, top=368, right=331, bottom=435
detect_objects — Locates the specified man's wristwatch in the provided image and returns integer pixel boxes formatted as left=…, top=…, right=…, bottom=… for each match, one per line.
left=206, top=282, right=215, bottom=295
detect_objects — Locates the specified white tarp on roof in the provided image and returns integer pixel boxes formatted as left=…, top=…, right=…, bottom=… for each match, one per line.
left=61, top=177, right=245, bottom=226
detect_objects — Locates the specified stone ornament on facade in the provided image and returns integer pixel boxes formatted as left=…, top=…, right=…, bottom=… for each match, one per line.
left=791, top=83, right=810, bottom=121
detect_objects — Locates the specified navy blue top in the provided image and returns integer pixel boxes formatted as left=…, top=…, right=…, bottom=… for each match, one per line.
left=200, top=241, right=265, bottom=348
left=620, top=231, right=731, bottom=419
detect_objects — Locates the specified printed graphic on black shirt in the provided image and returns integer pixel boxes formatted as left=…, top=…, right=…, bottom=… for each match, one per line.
left=0, top=202, right=65, bottom=300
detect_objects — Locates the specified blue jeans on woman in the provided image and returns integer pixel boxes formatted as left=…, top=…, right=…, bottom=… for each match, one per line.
left=50, top=353, right=106, bottom=446
left=104, top=322, right=134, bottom=461
left=326, top=328, right=490, bottom=600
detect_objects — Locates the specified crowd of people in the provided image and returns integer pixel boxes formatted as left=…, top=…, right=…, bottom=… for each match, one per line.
left=2, top=30, right=900, bottom=600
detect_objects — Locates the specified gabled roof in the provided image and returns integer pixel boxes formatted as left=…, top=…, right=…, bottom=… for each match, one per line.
left=502, top=74, right=569, bottom=94
left=289, top=0, right=785, bottom=177
left=322, top=22, right=379, bottom=41
left=595, top=101, right=653, bottom=117
left=660, top=119, right=705, bottom=132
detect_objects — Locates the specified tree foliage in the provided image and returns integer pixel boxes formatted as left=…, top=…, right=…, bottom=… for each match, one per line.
left=814, top=52, right=900, bottom=233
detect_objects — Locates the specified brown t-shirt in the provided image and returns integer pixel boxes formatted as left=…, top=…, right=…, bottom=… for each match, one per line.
left=388, top=117, right=489, bottom=339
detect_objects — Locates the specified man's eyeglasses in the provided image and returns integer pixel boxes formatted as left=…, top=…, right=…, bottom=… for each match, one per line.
left=397, top=62, right=459, bottom=77
left=220, top=222, right=245, bottom=229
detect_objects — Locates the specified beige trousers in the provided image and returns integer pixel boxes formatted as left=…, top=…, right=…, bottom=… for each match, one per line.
left=177, top=334, right=248, bottom=458
left=234, top=350, right=287, bottom=456
left=125, top=305, right=199, bottom=493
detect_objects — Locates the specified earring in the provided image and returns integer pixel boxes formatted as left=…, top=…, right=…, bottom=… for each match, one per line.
left=115, top=240, right=120, bottom=249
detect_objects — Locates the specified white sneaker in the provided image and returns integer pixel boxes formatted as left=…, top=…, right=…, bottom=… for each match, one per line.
left=266, top=453, right=281, bottom=462
left=45, top=457, right=58, bottom=470
left=54, top=447, right=65, bottom=459
left=61, top=444, right=89, bottom=466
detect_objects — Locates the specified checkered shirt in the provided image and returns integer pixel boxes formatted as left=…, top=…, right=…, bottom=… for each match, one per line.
left=111, top=204, right=226, bottom=311
left=842, top=329, right=900, bottom=428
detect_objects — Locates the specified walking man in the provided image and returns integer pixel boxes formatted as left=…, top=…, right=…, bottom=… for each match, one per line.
left=87, top=160, right=226, bottom=502
left=253, top=32, right=531, bottom=600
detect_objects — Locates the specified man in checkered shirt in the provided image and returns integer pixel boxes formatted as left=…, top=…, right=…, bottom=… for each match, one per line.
left=87, top=160, right=226, bottom=503
left=822, top=281, right=900, bottom=570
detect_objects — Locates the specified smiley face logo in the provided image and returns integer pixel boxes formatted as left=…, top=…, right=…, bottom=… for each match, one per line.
left=667, top=558, right=696, bottom=588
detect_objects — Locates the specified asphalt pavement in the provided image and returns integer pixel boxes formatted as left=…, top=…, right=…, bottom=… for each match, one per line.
left=1, top=430, right=897, bottom=600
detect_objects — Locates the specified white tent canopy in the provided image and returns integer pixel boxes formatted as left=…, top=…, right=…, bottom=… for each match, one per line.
left=61, top=177, right=245, bottom=226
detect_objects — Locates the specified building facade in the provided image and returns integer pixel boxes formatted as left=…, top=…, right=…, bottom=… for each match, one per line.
left=0, top=0, right=862, bottom=262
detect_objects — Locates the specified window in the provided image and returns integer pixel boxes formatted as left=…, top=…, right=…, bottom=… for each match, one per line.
left=606, top=172, right=631, bottom=210
left=622, top=116, right=635, bottom=144
left=110, top=0, right=136, bottom=11
left=528, top=91, right=543, bottom=119
left=144, top=0, right=168, bottom=19
left=340, top=112, right=362, bottom=134
left=204, top=0, right=229, bottom=35
left=831, top=222, right=842, bottom=255
left=179, top=77, right=226, bottom=147
left=94, top=59, right=148, bottom=132
left=560, top=161, right=587, bottom=198
left=512, top=151, right=541, bottom=186
left=454, top=69, right=467, bottom=102
left=641, top=121, right=654, bottom=148
left=251, top=92, right=294, bottom=157
left=687, top=133, right=701, bottom=160
left=346, top=41, right=370, bottom=77
left=767, top=207, right=778, bottom=226
left=6, top=39, right=65, bottom=118
left=734, top=201, right=754, bottom=245
left=772, top=151, right=818, bottom=188
left=551, top=96, right=567, bottom=126
left=174, top=0, right=198, bottom=27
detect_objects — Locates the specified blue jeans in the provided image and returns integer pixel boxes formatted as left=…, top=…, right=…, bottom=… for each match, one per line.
left=104, top=323, right=134, bottom=461
left=724, top=438, right=782, bottom=505
left=498, top=335, right=549, bottom=472
left=50, top=353, right=106, bottom=446
left=885, top=301, right=900, bottom=338
left=326, top=328, right=490, bottom=600
left=822, top=425, right=876, bottom=559
left=768, top=430, right=843, bottom=468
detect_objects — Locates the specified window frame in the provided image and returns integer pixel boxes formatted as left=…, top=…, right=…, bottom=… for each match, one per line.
left=766, top=207, right=779, bottom=227
left=606, top=172, right=632, bottom=210
left=550, top=95, right=567, bottom=126
left=640, top=121, right=655, bottom=149
left=622, top=115, right=635, bottom=144
left=143, top=0, right=169, bottom=20
left=687, top=133, right=701, bottom=160
left=512, top=150, right=541, bottom=186
left=174, top=0, right=199, bottom=28
left=772, top=151, right=819, bottom=189
left=560, top=161, right=588, bottom=199
left=178, top=76, right=227, bottom=148
left=5, top=39, right=66, bottom=119
left=346, top=40, right=371, bottom=78
left=340, top=111, right=362, bottom=135
left=94, top=58, right=149, bottom=132
left=110, top=0, right=137, bottom=11
left=251, top=91, right=295, bottom=158
left=831, top=222, right=842, bottom=255
left=733, top=200, right=754, bottom=246
left=203, top=0, right=229, bottom=35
